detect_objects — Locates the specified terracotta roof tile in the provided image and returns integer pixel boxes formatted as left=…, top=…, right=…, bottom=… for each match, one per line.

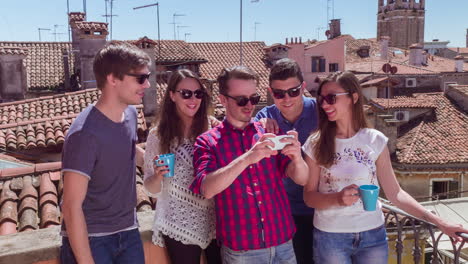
left=74, top=22, right=108, bottom=32
left=68, top=12, right=85, bottom=23
left=0, top=46, right=28, bottom=56
left=394, top=93, right=468, bottom=165
left=450, top=85, right=468, bottom=96
left=129, top=38, right=206, bottom=64
left=0, top=162, right=154, bottom=235
left=0, top=180, right=18, bottom=235
left=370, top=97, right=437, bottom=109
left=191, top=41, right=270, bottom=104
left=0, top=89, right=147, bottom=151
left=448, top=47, right=468, bottom=54
left=0, top=41, right=75, bottom=90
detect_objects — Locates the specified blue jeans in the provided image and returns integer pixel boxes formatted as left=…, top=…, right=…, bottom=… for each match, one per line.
left=313, top=225, right=388, bottom=264
left=221, top=239, right=296, bottom=264
left=60, top=228, right=145, bottom=264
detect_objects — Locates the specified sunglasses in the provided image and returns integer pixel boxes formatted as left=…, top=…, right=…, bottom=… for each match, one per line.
left=126, top=72, right=151, bottom=85
left=176, top=89, right=205, bottom=100
left=317, top=92, right=349, bottom=105
left=223, top=94, right=261, bottom=107
left=271, top=84, right=302, bottom=99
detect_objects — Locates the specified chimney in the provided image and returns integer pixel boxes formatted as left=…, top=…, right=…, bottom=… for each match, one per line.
left=380, top=36, right=390, bottom=61
left=62, top=49, right=71, bottom=91
left=76, top=22, right=109, bottom=89
left=69, top=12, right=86, bottom=72
left=409, top=43, right=423, bottom=66
left=0, top=47, right=28, bottom=101
left=285, top=38, right=288, bottom=44
left=455, top=55, right=464, bottom=72
left=329, top=19, right=341, bottom=39
left=422, top=51, right=428, bottom=65
left=299, top=37, right=302, bottom=44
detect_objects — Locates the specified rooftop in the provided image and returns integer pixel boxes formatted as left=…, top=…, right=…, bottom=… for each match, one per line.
left=0, top=162, right=154, bottom=236
left=0, top=41, right=74, bottom=91
left=0, top=89, right=147, bottom=152
left=346, top=38, right=468, bottom=74
left=376, top=93, right=468, bottom=165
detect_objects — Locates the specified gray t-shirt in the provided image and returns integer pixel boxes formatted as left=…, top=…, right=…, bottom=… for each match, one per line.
left=61, top=105, right=138, bottom=235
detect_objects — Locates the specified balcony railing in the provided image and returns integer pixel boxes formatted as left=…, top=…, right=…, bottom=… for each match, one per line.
left=381, top=198, right=468, bottom=264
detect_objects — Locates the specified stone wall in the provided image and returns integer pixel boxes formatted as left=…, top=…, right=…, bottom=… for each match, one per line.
left=0, top=211, right=193, bottom=264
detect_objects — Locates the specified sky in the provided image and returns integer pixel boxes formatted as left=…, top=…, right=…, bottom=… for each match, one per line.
left=1, top=0, right=467, bottom=47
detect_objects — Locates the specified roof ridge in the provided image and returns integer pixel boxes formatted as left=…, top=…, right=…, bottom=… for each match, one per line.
left=0, top=162, right=62, bottom=179
left=0, top=41, right=71, bottom=44
left=390, top=61, right=437, bottom=73
left=0, top=88, right=99, bottom=107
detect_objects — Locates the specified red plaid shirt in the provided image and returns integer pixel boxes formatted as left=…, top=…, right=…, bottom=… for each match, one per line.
left=190, top=120, right=295, bottom=251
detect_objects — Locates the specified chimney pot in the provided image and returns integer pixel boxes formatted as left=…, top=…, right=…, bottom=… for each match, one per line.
left=455, top=55, right=465, bottom=72
left=409, top=43, right=423, bottom=66
left=380, top=36, right=390, bottom=61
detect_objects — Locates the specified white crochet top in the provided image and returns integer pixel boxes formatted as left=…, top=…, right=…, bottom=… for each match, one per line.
left=143, top=128, right=216, bottom=249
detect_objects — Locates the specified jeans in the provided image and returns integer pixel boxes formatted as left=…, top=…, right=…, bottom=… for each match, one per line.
left=221, top=239, right=296, bottom=264
left=60, top=228, right=145, bottom=264
left=292, top=214, right=314, bottom=264
left=313, top=225, right=388, bottom=264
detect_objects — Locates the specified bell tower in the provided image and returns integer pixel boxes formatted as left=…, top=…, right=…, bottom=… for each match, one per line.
left=377, top=0, right=425, bottom=49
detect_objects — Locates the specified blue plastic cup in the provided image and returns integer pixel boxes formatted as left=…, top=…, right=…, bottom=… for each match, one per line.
left=359, top=185, right=380, bottom=211
left=155, top=153, right=175, bottom=177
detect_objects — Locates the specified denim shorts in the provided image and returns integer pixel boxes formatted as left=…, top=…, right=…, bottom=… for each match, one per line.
left=221, top=239, right=296, bottom=264
left=313, top=225, right=388, bottom=264
left=60, top=228, right=145, bottom=264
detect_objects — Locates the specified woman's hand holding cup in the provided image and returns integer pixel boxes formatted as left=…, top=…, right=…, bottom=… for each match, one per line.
left=153, top=155, right=169, bottom=179
left=338, top=184, right=360, bottom=206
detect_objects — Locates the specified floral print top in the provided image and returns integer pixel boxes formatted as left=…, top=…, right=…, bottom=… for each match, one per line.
left=303, top=128, right=388, bottom=233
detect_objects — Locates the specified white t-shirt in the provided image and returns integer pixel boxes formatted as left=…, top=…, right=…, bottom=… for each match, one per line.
left=302, top=128, right=388, bottom=233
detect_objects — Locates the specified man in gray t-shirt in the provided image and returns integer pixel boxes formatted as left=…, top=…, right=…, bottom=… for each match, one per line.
left=60, top=41, right=151, bottom=264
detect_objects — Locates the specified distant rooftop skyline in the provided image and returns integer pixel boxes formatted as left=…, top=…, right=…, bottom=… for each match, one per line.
left=1, top=0, right=467, bottom=47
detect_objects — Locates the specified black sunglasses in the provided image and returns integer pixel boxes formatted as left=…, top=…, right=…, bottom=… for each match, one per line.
left=317, top=92, right=349, bottom=105
left=126, top=72, right=151, bottom=85
left=223, top=94, right=261, bottom=107
left=176, top=89, right=205, bottom=99
left=271, top=84, right=302, bottom=99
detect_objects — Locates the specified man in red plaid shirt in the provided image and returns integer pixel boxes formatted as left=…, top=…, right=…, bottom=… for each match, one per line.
left=190, top=66, right=309, bottom=264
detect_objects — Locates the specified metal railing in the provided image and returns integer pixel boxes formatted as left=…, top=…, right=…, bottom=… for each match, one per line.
left=381, top=198, right=468, bottom=264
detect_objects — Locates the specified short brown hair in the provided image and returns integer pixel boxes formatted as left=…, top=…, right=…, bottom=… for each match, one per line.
left=217, top=66, right=259, bottom=95
left=269, top=58, right=304, bottom=84
left=93, top=41, right=151, bottom=89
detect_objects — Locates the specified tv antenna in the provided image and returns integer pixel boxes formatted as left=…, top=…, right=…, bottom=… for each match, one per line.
left=52, top=25, right=66, bottom=41
left=171, top=13, right=186, bottom=40
left=254, top=22, right=261, bottom=41
left=327, top=0, right=334, bottom=28
left=177, top=25, right=189, bottom=40
left=38, top=28, right=51, bottom=42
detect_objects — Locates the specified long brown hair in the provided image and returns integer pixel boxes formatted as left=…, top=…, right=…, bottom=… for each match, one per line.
left=156, top=69, right=211, bottom=153
left=312, top=71, right=369, bottom=168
